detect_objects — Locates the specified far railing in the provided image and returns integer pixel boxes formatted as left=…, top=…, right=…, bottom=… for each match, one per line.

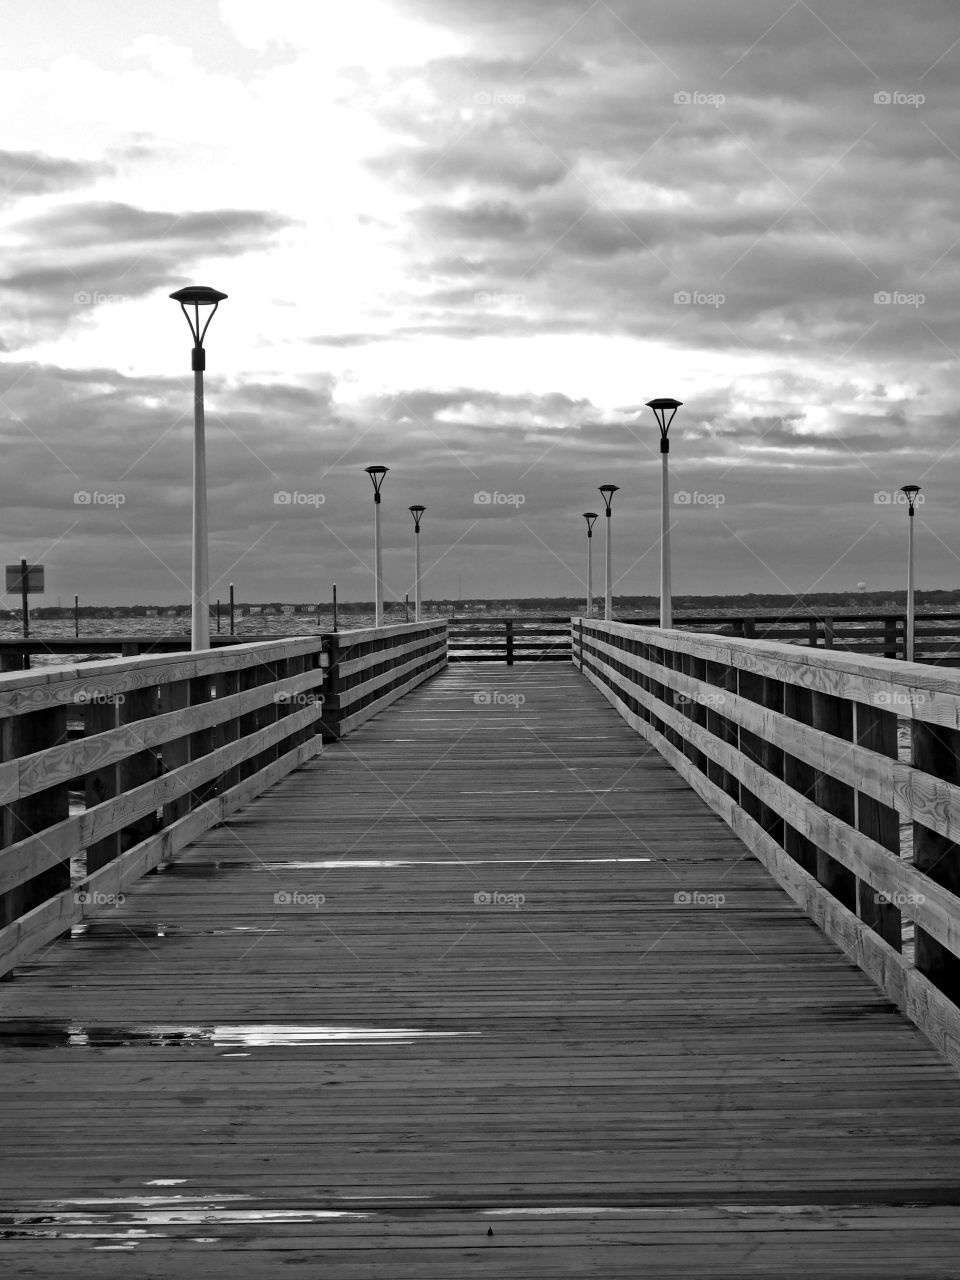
left=319, top=620, right=447, bottom=738
left=448, top=616, right=571, bottom=664
left=573, top=617, right=960, bottom=1074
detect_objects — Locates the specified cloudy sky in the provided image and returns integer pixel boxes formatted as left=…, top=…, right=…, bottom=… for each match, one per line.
left=1, top=0, right=958, bottom=606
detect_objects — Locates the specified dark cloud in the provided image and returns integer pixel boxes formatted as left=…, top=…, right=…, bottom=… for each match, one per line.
left=0, top=149, right=107, bottom=205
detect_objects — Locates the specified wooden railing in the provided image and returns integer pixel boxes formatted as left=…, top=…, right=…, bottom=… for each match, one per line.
left=319, top=620, right=447, bottom=739
left=0, top=636, right=325, bottom=978
left=572, top=618, right=960, bottom=1074
left=0, top=622, right=448, bottom=978
left=448, top=616, right=571, bottom=664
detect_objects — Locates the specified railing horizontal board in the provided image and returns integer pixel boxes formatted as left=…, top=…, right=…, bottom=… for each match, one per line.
left=0, top=666, right=323, bottom=805
left=333, top=629, right=444, bottom=680
left=0, top=736, right=319, bottom=976
left=582, top=631, right=960, bottom=844
left=0, top=701, right=323, bottom=898
left=0, top=636, right=324, bottom=720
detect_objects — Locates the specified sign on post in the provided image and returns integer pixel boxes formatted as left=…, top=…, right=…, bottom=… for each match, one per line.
left=6, top=560, right=43, bottom=640
left=5, top=564, right=44, bottom=594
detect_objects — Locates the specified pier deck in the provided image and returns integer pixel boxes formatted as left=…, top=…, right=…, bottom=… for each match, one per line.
left=3, top=663, right=960, bottom=1276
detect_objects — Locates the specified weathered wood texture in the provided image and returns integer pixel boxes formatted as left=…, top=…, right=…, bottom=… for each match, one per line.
left=0, top=638, right=327, bottom=975
left=3, top=665, right=960, bottom=1275
left=574, top=618, right=960, bottom=1073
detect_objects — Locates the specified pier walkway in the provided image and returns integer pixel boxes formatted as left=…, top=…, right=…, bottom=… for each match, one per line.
left=3, top=663, right=960, bottom=1275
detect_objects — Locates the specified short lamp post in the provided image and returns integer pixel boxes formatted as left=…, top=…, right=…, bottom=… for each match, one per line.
left=646, top=398, right=682, bottom=629
left=582, top=512, right=598, bottom=617
left=598, top=485, right=619, bottom=621
left=901, top=484, right=921, bottom=662
left=409, top=504, right=425, bottom=622
left=365, top=465, right=389, bottom=626
left=170, top=285, right=227, bottom=651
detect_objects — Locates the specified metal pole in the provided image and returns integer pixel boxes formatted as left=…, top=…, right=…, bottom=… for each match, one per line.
left=414, top=526, right=422, bottom=622
left=660, top=447, right=672, bottom=628
left=216, top=599, right=221, bottom=633
left=229, top=582, right=235, bottom=635
left=906, top=508, right=916, bottom=662
left=586, top=530, right=593, bottom=617
left=20, top=557, right=28, bottom=640
left=404, top=593, right=409, bottom=623
left=604, top=513, right=613, bottom=621
left=191, top=365, right=210, bottom=650
left=74, top=594, right=79, bottom=639
left=332, top=583, right=338, bottom=633
left=374, top=499, right=383, bottom=627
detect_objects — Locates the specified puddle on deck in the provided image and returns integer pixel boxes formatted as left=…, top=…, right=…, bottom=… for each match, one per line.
left=0, top=1021, right=480, bottom=1050
left=267, top=857, right=652, bottom=869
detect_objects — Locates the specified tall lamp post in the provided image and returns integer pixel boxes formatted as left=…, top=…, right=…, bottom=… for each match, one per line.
left=646, top=398, right=682, bottom=629
left=582, top=512, right=598, bottom=616
left=598, top=485, right=619, bottom=621
left=901, top=484, right=921, bottom=662
left=365, top=465, right=389, bottom=626
left=409, top=504, right=425, bottom=622
left=170, top=285, right=227, bottom=651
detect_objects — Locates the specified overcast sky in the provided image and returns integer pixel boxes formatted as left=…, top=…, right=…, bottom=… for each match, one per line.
left=0, top=0, right=957, bottom=605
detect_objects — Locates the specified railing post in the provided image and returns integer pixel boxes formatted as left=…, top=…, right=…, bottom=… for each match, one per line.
left=823, top=616, right=834, bottom=649
left=320, top=633, right=343, bottom=741
left=505, top=619, right=514, bottom=666
left=855, top=701, right=902, bottom=949
left=883, top=616, right=898, bottom=659
left=912, top=721, right=960, bottom=1000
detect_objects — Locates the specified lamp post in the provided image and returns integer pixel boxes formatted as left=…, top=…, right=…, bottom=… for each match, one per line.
left=170, top=285, right=227, bottom=651
left=409, top=504, right=425, bottom=623
left=598, top=485, right=619, bottom=621
left=646, top=398, right=682, bottom=630
left=582, top=512, right=598, bottom=616
left=365, top=465, right=389, bottom=626
left=901, top=484, right=921, bottom=662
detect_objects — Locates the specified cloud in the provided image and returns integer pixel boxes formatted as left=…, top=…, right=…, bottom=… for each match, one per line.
left=0, top=149, right=107, bottom=205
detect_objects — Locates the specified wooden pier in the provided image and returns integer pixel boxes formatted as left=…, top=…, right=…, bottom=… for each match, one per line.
left=3, top=625, right=960, bottom=1273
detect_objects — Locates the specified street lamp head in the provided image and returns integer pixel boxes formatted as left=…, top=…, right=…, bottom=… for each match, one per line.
left=598, top=484, right=619, bottom=515
left=365, top=464, right=389, bottom=502
left=170, top=285, right=228, bottom=370
left=646, top=398, right=683, bottom=452
left=583, top=511, right=598, bottom=537
left=409, top=503, right=425, bottom=531
left=901, top=484, right=921, bottom=514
